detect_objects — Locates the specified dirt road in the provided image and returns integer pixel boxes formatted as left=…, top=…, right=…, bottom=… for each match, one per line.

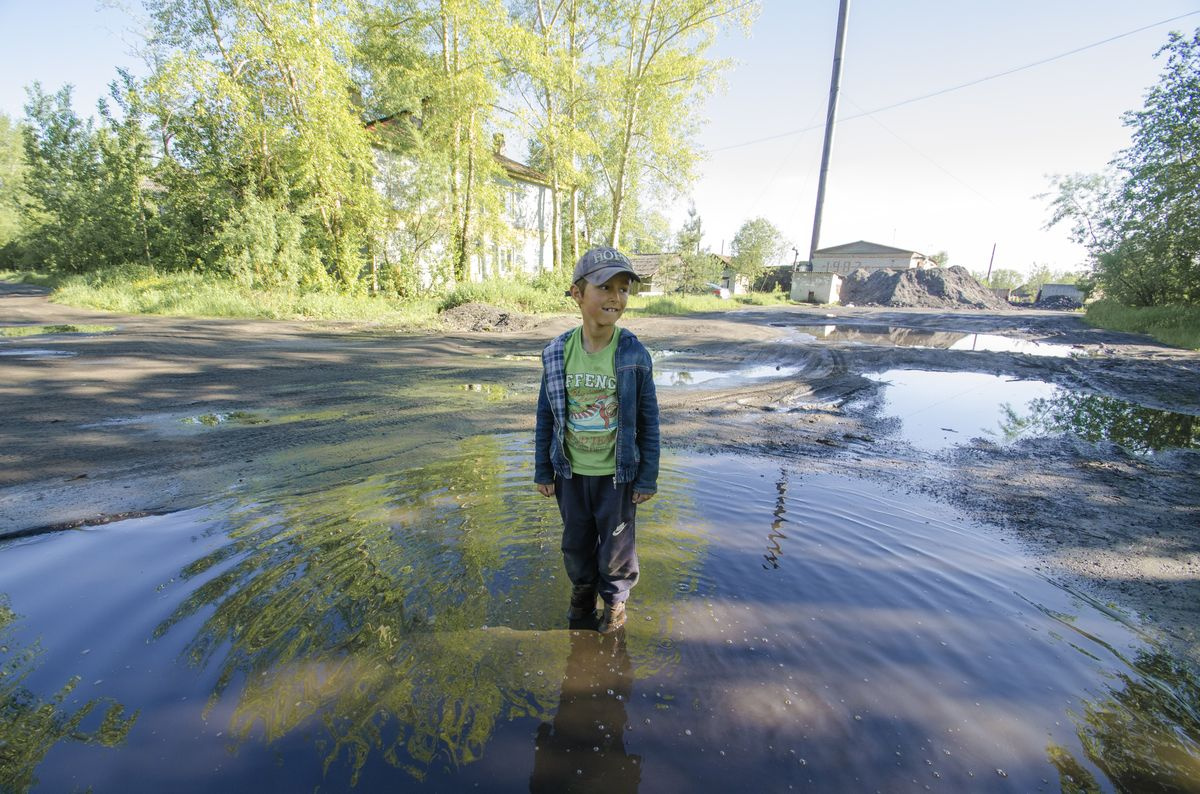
left=2, top=281, right=1198, bottom=666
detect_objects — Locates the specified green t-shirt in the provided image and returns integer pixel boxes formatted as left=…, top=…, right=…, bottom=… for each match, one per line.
left=564, top=326, right=620, bottom=475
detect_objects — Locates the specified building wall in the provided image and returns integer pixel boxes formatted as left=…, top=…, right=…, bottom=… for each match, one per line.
left=374, top=146, right=554, bottom=287
left=791, top=271, right=842, bottom=303
left=1038, top=283, right=1084, bottom=302
left=811, top=253, right=927, bottom=274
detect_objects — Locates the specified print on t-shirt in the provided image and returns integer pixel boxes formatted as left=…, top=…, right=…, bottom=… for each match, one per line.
left=566, top=372, right=618, bottom=453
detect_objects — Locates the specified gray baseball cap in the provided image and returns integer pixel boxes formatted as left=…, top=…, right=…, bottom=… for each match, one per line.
left=571, top=246, right=641, bottom=287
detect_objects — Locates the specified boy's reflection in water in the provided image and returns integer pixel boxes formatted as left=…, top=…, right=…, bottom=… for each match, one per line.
left=530, top=626, right=641, bottom=793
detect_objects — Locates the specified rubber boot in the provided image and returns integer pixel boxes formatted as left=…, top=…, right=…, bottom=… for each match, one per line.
left=567, top=586, right=597, bottom=621
left=598, top=600, right=626, bottom=634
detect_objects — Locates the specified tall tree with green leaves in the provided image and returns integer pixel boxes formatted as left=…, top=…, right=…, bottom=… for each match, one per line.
left=144, top=0, right=383, bottom=288
left=730, top=216, right=786, bottom=284
left=509, top=0, right=603, bottom=270
left=0, top=112, right=26, bottom=252
left=587, top=0, right=755, bottom=249
left=361, top=0, right=510, bottom=284
left=1046, top=28, right=1200, bottom=306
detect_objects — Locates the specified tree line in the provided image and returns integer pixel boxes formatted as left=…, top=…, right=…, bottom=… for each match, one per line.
left=1045, top=28, right=1200, bottom=308
left=0, top=0, right=757, bottom=295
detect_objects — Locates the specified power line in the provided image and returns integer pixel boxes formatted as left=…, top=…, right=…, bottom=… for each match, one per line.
left=707, top=10, right=1200, bottom=154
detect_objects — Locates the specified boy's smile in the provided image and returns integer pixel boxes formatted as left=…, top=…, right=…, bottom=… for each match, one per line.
left=572, top=273, right=631, bottom=350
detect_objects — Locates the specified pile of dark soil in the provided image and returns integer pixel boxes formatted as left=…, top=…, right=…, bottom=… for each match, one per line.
left=439, top=302, right=535, bottom=332
left=841, top=266, right=1010, bottom=310
left=1033, top=295, right=1083, bottom=311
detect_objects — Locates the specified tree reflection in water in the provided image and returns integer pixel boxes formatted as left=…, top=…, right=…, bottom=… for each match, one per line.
left=148, top=436, right=698, bottom=785
left=998, top=390, right=1198, bottom=453
left=531, top=629, right=640, bottom=792
left=0, top=597, right=138, bottom=791
left=1045, top=650, right=1200, bottom=792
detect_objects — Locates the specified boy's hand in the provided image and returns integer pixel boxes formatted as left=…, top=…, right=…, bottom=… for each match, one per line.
left=632, top=491, right=654, bottom=504
left=537, top=483, right=555, bottom=497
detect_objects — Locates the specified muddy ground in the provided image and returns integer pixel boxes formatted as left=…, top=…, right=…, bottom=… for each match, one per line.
left=2, top=280, right=1198, bottom=667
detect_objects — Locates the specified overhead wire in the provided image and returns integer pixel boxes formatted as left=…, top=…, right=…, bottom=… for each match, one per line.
left=706, top=10, right=1200, bottom=154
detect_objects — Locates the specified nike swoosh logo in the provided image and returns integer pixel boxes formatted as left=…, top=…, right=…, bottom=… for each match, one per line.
left=613, top=522, right=626, bottom=536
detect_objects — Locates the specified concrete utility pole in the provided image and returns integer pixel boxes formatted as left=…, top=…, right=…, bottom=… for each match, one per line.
left=809, top=0, right=851, bottom=264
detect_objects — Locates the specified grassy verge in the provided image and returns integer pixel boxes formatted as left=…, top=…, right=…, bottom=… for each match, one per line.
left=1, top=267, right=795, bottom=325
left=1084, top=299, right=1200, bottom=350
left=626, top=290, right=791, bottom=316
left=2, top=267, right=442, bottom=328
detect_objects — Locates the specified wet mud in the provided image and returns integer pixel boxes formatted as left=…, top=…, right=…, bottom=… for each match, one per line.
left=1, top=281, right=1199, bottom=790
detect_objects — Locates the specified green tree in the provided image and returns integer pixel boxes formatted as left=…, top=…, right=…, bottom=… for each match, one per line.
left=660, top=201, right=718, bottom=292
left=730, top=216, right=786, bottom=283
left=587, top=0, right=756, bottom=249
left=361, top=0, right=510, bottom=284
left=144, top=0, right=384, bottom=288
left=985, top=268, right=1022, bottom=290
left=19, top=84, right=105, bottom=272
left=930, top=250, right=949, bottom=267
left=509, top=0, right=604, bottom=270
left=0, top=112, right=25, bottom=251
left=1045, top=29, right=1200, bottom=306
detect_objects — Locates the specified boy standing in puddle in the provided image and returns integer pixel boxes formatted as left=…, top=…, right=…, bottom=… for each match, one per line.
left=535, top=246, right=660, bottom=633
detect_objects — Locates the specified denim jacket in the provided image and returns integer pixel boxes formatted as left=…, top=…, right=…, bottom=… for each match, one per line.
left=535, top=328, right=660, bottom=493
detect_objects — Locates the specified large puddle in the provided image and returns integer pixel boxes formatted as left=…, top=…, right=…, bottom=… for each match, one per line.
left=780, top=324, right=1084, bottom=357
left=866, top=370, right=1199, bottom=453
left=2, top=437, right=1197, bottom=791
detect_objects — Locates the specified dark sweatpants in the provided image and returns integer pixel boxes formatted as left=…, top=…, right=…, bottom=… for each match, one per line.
left=554, top=474, right=639, bottom=605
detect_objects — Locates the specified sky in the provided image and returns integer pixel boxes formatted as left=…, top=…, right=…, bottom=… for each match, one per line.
left=1, top=0, right=1197, bottom=277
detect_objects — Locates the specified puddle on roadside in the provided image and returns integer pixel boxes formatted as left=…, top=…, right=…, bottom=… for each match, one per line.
left=2, top=437, right=1197, bottom=791
left=865, top=369, right=1198, bottom=453
left=83, top=409, right=279, bottom=433
left=655, top=363, right=800, bottom=387
left=181, top=411, right=270, bottom=427
left=0, top=324, right=117, bottom=337
left=0, top=348, right=79, bottom=359
left=782, top=324, right=1084, bottom=357
left=459, top=383, right=509, bottom=400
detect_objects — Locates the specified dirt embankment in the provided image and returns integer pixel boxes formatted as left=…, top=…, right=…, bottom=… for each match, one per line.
left=2, top=283, right=1198, bottom=666
left=840, top=265, right=1011, bottom=310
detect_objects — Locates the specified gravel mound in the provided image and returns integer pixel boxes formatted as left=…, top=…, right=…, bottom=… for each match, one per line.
left=439, top=302, right=535, bottom=332
left=1033, top=295, right=1083, bottom=311
left=840, top=266, right=1010, bottom=310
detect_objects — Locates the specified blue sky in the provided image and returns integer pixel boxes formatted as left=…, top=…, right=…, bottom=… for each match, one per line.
left=2, top=1, right=1197, bottom=275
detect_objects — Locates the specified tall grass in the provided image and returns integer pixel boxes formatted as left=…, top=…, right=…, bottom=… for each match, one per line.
left=2, top=267, right=442, bottom=327
left=2, top=266, right=796, bottom=326
left=1084, top=299, right=1200, bottom=350
left=626, top=290, right=791, bottom=316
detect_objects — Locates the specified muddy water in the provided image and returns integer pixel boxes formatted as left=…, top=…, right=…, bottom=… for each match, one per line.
left=783, top=324, right=1082, bottom=357
left=866, top=370, right=1199, bottom=453
left=1, top=438, right=1198, bottom=792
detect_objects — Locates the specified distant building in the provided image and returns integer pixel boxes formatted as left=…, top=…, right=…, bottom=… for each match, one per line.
left=809, top=241, right=936, bottom=275
left=626, top=253, right=678, bottom=296
left=1037, top=283, right=1085, bottom=303
left=370, top=117, right=553, bottom=286
left=791, top=271, right=842, bottom=304
left=989, top=287, right=1013, bottom=302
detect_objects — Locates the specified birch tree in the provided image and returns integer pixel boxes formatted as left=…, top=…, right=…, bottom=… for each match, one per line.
left=144, top=0, right=382, bottom=287
left=587, top=0, right=754, bottom=249
left=361, top=0, right=509, bottom=283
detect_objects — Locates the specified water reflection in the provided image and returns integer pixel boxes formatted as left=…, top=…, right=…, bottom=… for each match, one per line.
left=149, top=435, right=700, bottom=784
left=530, top=630, right=640, bottom=792
left=1071, top=650, right=1200, bottom=790
left=787, top=324, right=1080, bottom=356
left=999, top=390, right=1199, bottom=453
left=2, top=441, right=1199, bottom=790
left=0, top=596, right=138, bottom=791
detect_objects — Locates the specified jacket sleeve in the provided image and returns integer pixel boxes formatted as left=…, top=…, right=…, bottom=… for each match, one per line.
left=633, top=353, right=660, bottom=494
left=534, top=368, right=555, bottom=485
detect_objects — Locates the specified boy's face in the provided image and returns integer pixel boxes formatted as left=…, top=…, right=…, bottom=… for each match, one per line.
left=572, top=273, right=631, bottom=330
